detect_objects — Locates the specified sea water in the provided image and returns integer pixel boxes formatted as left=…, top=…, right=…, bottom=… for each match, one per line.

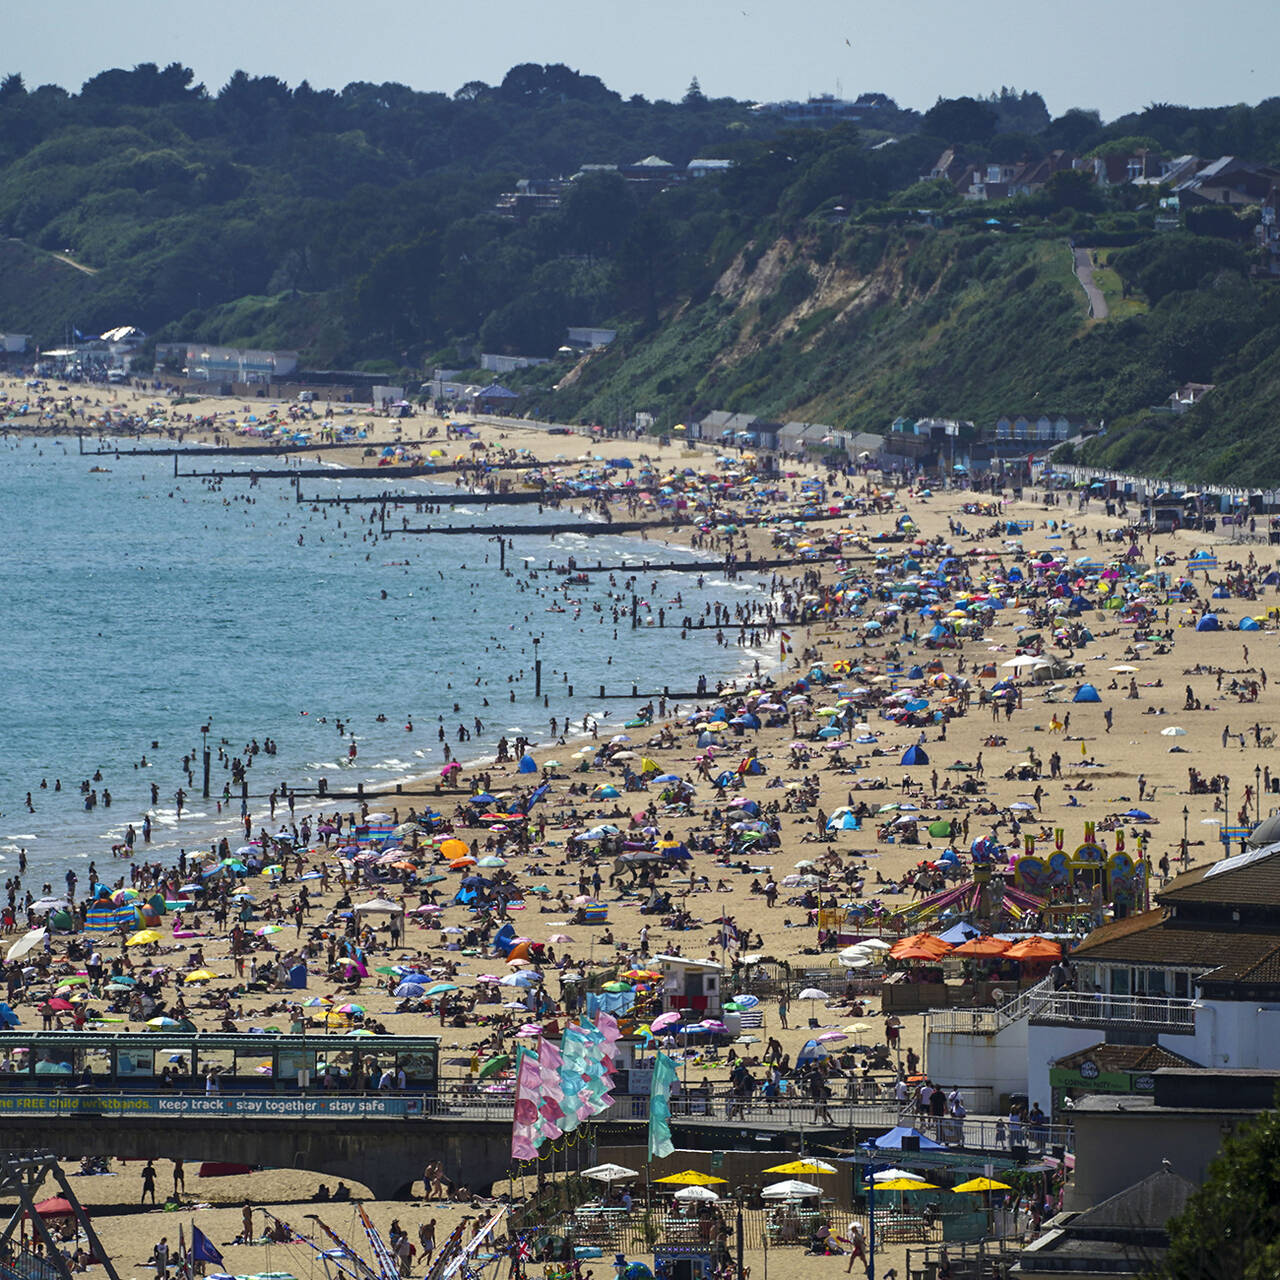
left=0, top=436, right=773, bottom=882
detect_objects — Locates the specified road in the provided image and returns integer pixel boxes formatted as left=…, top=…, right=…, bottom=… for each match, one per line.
left=1072, top=246, right=1109, bottom=320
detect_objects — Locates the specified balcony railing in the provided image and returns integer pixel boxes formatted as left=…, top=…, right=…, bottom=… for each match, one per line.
left=1028, top=989, right=1197, bottom=1033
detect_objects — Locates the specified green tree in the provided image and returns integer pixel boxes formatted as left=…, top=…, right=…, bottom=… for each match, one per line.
left=560, top=170, right=636, bottom=258
left=1112, top=234, right=1246, bottom=304
left=683, top=77, right=708, bottom=110
left=1045, top=168, right=1100, bottom=211
left=1157, top=1100, right=1280, bottom=1278
left=923, top=96, right=999, bottom=143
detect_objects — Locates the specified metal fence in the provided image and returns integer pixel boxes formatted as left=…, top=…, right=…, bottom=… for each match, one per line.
left=526, top=1206, right=943, bottom=1253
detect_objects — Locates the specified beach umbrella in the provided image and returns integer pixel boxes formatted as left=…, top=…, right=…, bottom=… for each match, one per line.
left=6, top=930, right=46, bottom=963
left=674, top=1186, right=721, bottom=1202
left=952, top=1177, right=1011, bottom=1193
left=764, top=1159, right=837, bottom=1175
left=126, top=929, right=163, bottom=947
left=1160, top=726, right=1187, bottom=737
left=761, top=1180, right=823, bottom=1199
left=876, top=1179, right=939, bottom=1191
left=183, top=969, right=218, bottom=983
left=1006, top=937, right=1063, bottom=960
left=950, top=936, right=1011, bottom=958
left=583, top=1163, right=640, bottom=1184
left=146, top=1017, right=182, bottom=1029
left=478, top=1054, right=510, bottom=1079
left=655, top=1171, right=728, bottom=1186
left=394, top=983, right=427, bottom=998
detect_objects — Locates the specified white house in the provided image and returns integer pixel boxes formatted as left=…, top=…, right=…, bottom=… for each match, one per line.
left=687, top=158, right=734, bottom=179
left=652, top=953, right=724, bottom=1018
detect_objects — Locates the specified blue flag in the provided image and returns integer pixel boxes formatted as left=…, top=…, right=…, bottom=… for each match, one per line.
left=648, top=1051, right=678, bottom=1160
left=191, top=1226, right=224, bottom=1266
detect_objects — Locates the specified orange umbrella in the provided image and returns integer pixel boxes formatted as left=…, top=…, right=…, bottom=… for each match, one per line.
left=889, top=932, right=952, bottom=960
left=891, top=944, right=949, bottom=961
left=449, top=857, right=477, bottom=870
left=951, top=936, right=1011, bottom=957
left=439, top=838, right=469, bottom=859
left=1006, top=936, right=1063, bottom=960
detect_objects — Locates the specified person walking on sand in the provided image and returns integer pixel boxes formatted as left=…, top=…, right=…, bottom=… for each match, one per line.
left=172, top=1159, right=185, bottom=1197
left=140, top=1160, right=157, bottom=1205
left=845, top=1220, right=868, bottom=1274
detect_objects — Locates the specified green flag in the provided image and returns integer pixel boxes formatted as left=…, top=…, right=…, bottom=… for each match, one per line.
left=648, top=1051, right=678, bottom=1160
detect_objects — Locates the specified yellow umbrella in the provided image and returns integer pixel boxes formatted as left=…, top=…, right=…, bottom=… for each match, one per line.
left=951, top=1177, right=1011, bottom=1193
left=126, top=929, right=162, bottom=947
left=655, top=1170, right=729, bottom=1186
left=875, top=1179, right=938, bottom=1191
left=184, top=969, right=218, bottom=983
left=764, top=1159, right=837, bottom=1175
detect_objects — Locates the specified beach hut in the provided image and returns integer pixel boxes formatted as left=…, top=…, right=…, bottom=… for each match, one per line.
left=1072, top=683, right=1101, bottom=703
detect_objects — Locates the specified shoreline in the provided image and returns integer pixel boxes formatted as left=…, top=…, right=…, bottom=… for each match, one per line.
left=2, top=405, right=792, bottom=876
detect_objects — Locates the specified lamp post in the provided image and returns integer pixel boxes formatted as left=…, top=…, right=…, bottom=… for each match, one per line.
left=866, top=1161, right=881, bottom=1280
left=733, top=1185, right=745, bottom=1280
left=1223, top=779, right=1230, bottom=856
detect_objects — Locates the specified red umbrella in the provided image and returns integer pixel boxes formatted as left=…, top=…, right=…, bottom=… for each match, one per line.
left=44, top=998, right=75, bottom=1012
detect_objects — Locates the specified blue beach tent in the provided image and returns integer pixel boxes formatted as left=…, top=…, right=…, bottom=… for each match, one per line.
left=1072, top=684, right=1101, bottom=703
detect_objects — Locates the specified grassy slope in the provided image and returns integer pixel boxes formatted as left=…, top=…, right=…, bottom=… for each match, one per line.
left=0, top=238, right=104, bottom=339
left=546, top=231, right=1092, bottom=431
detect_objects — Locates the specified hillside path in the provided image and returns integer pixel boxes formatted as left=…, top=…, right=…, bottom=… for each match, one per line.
left=1072, top=245, right=1108, bottom=319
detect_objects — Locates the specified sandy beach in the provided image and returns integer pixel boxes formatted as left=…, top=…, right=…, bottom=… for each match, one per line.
left=2, top=376, right=1275, bottom=1280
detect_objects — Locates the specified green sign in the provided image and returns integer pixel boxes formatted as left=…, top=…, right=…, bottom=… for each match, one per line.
left=711, top=1151, right=724, bottom=1170
left=0, top=1093, right=423, bottom=1118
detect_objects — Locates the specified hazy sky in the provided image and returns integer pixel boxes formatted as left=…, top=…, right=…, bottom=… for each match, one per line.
left=8, top=0, right=1279, bottom=121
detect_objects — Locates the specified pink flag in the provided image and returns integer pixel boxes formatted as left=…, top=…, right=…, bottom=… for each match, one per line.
left=537, top=1038, right=564, bottom=1140
left=510, top=1047, right=543, bottom=1161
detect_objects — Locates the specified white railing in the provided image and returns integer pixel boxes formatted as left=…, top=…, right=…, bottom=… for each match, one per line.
left=1028, top=989, right=1198, bottom=1031
left=924, top=977, right=1056, bottom=1036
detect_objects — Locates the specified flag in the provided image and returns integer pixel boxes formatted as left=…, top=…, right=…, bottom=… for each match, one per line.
left=510, top=1046, right=543, bottom=1161
left=780, top=630, right=791, bottom=659
left=536, top=1037, right=564, bottom=1141
left=191, top=1226, right=224, bottom=1266
left=648, top=1051, right=678, bottom=1160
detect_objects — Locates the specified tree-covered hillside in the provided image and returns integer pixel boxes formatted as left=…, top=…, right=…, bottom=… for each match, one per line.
left=3, top=63, right=1280, bottom=479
